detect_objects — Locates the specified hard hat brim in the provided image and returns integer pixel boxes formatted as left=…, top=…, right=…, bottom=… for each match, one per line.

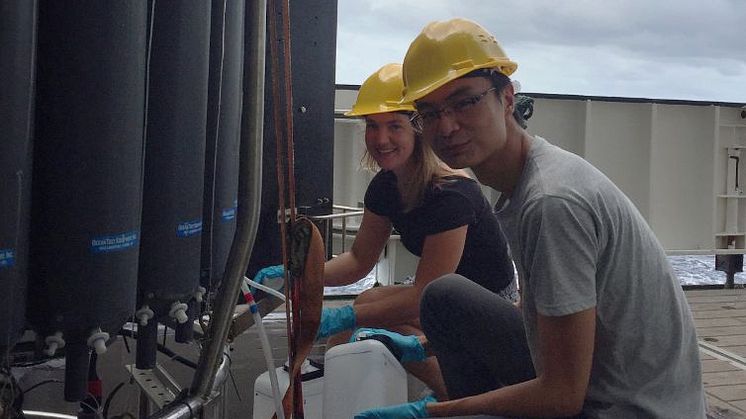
left=401, top=61, right=517, bottom=104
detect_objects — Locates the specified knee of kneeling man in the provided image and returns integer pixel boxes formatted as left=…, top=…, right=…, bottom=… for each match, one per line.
left=421, top=273, right=468, bottom=308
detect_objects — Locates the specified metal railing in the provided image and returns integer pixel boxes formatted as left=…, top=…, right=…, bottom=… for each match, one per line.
left=309, top=204, right=364, bottom=258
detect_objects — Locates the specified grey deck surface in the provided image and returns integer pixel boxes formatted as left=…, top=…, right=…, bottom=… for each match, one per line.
left=686, top=288, right=746, bottom=418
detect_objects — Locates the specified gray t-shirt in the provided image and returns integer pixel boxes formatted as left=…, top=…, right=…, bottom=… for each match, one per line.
left=495, top=136, right=706, bottom=418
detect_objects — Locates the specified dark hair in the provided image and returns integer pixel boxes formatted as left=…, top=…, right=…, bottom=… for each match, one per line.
left=465, top=69, right=534, bottom=128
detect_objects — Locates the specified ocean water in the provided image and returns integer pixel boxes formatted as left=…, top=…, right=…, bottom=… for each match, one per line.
left=669, top=255, right=746, bottom=286
left=324, top=255, right=746, bottom=296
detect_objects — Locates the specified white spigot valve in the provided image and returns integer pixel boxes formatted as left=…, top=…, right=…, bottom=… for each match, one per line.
left=169, top=301, right=189, bottom=324
left=87, top=330, right=110, bottom=355
left=194, top=286, right=207, bottom=303
left=44, top=331, right=65, bottom=356
left=135, top=305, right=155, bottom=326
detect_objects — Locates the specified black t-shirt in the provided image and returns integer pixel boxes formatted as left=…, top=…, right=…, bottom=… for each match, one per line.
left=364, top=171, right=514, bottom=293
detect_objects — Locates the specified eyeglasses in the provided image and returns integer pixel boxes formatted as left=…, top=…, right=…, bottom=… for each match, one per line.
left=414, top=87, right=497, bottom=127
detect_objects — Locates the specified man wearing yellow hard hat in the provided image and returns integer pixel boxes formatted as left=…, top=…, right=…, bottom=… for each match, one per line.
left=354, top=18, right=706, bottom=419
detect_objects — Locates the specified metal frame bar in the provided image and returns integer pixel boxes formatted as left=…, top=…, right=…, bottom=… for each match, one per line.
left=308, top=205, right=364, bottom=258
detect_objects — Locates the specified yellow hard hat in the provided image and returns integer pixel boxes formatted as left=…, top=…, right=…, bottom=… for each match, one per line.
left=345, top=63, right=416, bottom=116
left=401, top=18, right=517, bottom=103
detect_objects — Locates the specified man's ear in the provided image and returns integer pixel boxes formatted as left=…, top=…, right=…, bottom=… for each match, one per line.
left=501, top=83, right=516, bottom=113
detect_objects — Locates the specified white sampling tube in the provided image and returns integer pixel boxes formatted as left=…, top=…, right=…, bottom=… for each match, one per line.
left=244, top=276, right=286, bottom=301
left=240, top=280, right=285, bottom=419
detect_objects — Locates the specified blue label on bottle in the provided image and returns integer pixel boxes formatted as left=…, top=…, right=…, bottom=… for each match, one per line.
left=223, top=208, right=236, bottom=222
left=91, top=231, right=139, bottom=254
left=0, top=249, right=15, bottom=268
left=221, top=208, right=236, bottom=222
left=221, top=199, right=238, bottom=222
left=177, top=219, right=203, bottom=237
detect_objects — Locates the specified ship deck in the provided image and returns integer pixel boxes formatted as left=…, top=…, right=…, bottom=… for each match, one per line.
left=687, top=287, right=746, bottom=418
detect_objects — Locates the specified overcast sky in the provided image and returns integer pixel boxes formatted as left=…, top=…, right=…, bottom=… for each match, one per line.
left=336, top=0, right=746, bottom=103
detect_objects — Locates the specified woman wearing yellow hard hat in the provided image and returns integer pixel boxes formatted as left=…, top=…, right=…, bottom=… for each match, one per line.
left=317, top=62, right=517, bottom=403
left=355, top=18, right=706, bottom=419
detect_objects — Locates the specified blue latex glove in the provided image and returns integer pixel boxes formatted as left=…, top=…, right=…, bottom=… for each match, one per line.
left=350, top=328, right=426, bottom=363
left=354, top=394, right=435, bottom=419
left=316, top=305, right=356, bottom=339
left=251, top=264, right=284, bottom=294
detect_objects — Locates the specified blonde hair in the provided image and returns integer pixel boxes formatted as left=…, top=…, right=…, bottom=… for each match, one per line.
left=361, top=113, right=460, bottom=211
